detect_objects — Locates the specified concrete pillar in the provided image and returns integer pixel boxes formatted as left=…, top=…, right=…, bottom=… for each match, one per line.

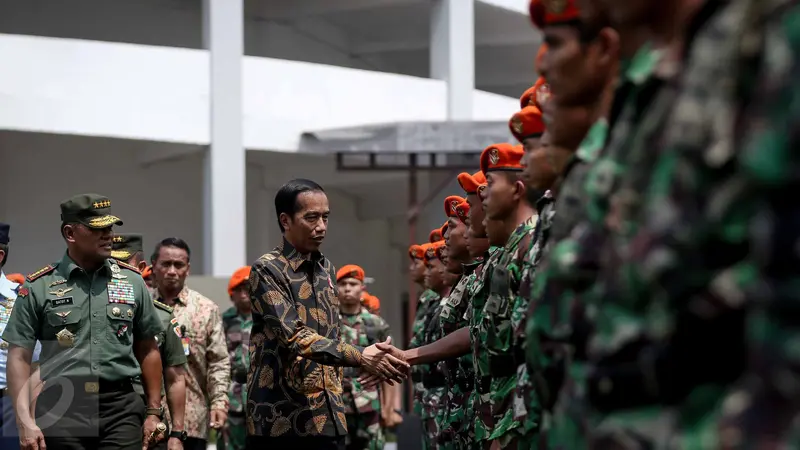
left=430, top=0, right=475, bottom=120
left=201, top=0, right=246, bottom=276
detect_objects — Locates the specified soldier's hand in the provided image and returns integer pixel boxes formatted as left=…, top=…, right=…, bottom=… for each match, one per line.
left=18, top=424, right=45, bottom=450
left=141, top=415, right=162, bottom=450
left=209, top=409, right=227, bottom=429
left=361, top=337, right=409, bottom=384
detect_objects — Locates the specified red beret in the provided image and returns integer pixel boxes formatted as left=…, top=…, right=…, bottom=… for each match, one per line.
left=510, top=106, right=546, bottom=143
left=336, top=264, right=365, bottom=282
left=530, top=0, right=581, bottom=29
left=454, top=201, right=470, bottom=223
left=444, top=195, right=466, bottom=218
left=480, top=143, right=525, bottom=174
left=457, top=171, right=488, bottom=195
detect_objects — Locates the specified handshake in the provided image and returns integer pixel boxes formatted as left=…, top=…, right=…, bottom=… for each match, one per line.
left=358, top=337, right=411, bottom=387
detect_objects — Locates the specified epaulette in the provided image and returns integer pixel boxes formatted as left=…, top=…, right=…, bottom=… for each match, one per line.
left=115, top=260, right=141, bottom=274
left=153, top=300, right=174, bottom=313
left=27, top=264, right=56, bottom=282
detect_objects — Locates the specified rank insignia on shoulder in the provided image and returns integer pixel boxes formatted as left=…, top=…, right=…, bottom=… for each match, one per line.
left=27, top=265, right=56, bottom=282
left=154, top=300, right=174, bottom=313
left=115, top=260, right=141, bottom=274
left=49, top=279, right=67, bottom=287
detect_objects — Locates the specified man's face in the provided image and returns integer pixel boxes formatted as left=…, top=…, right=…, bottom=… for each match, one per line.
left=424, top=260, right=444, bottom=290
left=445, top=218, right=469, bottom=270
left=484, top=172, right=519, bottom=221
left=538, top=26, right=605, bottom=106
left=64, top=224, right=113, bottom=262
left=466, top=194, right=486, bottom=238
left=282, top=191, right=329, bottom=254
left=409, top=258, right=426, bottom=283
left=522, top=132, right=559, bottom=191
left=153, top=246, right=190, bottom=292
left=337, top=278, right=363, bottom=306
left=230, top=284, right=250, bottom=313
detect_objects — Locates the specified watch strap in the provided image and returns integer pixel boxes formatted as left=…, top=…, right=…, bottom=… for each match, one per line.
left=145, top=407, right=163, bottom=418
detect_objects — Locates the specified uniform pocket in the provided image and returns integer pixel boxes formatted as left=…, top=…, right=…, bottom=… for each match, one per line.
left=106, top=303, right=135, bottom=344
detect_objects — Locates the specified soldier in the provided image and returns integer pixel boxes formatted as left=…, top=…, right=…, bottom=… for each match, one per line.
left=3, top=193, right=165, bottom=450
left=408, top=241, right=437, bottom=444
left=111, top=233, right=188, bottom=449
left=219, top=266, right=252, bottom=450
left=141, top=266, right=154, bottom=289
left=336, top=264, right=391, bottom=450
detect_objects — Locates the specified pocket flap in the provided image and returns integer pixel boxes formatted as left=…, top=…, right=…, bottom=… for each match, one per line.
left=106, top=304, right=134, bottom=322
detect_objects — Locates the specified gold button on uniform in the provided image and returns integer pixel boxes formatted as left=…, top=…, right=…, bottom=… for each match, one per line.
left=112, top=307, right=121, bottom=317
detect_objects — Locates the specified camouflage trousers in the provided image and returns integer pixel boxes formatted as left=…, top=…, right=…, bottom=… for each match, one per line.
left=437, top=389, right=475, bottom=449
left=217, top=413, right=246, bottom=450
left=423, top=387, right=447, bottom=449
left=345, top=411, right=385, bottom=450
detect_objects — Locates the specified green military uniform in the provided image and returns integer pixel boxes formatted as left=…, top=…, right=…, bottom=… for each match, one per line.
left=340, top=307, right=390, bottom=450
left=467, top=246, right=501, bottom=445
left=410, top=289, right=439, bottom=423
left=111, top=233, right=187, bottom=402
left=2, top=194, right=164, bottom=450
left=437, top=260, right=480, bottom=450
left=219, top=306, right=251, bottom=450
left=421, top=294, right=447, bottom=448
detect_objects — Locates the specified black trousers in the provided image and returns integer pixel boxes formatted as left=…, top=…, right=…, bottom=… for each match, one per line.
left=183, top=437, right=206, bottom=450
left=246, top=435, right=345, bottom=450
left=35, top=380, right=144, bottom=450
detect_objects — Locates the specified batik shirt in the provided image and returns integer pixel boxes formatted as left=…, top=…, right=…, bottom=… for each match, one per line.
left=340, top=307, right=390, bottom=415
left=247, top=239, right=363, bottom=439
left=152, top=285, right=230, bottom=439
left=222, top=307, right=252, bottom=415
left=480, top=217, right=537, bottom=441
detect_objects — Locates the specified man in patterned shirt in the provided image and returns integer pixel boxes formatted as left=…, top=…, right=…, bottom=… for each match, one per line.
left=247, top=179, right=408, bottom=450
left=336, top=264, right=391, bottom=450
left=219, top=266, right=252, bottom=450
left=150, top=237, right=231, bottom=450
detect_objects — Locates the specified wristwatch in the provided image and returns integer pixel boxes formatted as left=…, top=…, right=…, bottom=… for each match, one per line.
left=145, top=406, right=164, bottom=419
left=169, top=430, right=188, bottom=441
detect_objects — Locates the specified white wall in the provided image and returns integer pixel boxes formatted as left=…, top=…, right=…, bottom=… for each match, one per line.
left=0, top=34, right=520, bottom=152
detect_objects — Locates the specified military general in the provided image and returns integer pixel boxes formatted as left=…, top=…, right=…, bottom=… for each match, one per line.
left=3, top=194, right=165, bottom=450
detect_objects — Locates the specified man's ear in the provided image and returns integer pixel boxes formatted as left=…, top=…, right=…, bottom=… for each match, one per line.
left=137, top=260, right=147, bottom=272
left=279, top=213, right=291, bottom=232
left=62, top=224, right=78, bottom=244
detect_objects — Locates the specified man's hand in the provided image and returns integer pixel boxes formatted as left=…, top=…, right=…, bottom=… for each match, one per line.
left=381, top=409, right=403, bottom=429
left=209, top=409, right=227, bottom=430
left=18, top=423, right=45, bottom=450
left=167, top=438, right=183, bottom=450
left=360, top=337, right=409, bottom=384
left=359, top=339, right=408, bottom=388
left=142, top=415, right=162, bottom=450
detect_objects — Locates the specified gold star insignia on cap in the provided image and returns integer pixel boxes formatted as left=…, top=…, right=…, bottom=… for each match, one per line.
left=113, top=236, right=123, bottom=242
left=93, top=200, right=111, bottom=209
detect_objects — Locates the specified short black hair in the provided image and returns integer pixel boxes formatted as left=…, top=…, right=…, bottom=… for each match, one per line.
left=0, top=243, right=7, bottom=268
left=151, top=237, right=191, bottom=264
left=275, top=179, right=325, bottom=232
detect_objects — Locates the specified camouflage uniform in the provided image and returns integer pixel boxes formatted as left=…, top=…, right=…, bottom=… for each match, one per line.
left=512, top=193, right=555, bottom=450
left=586, top=1, right=800, bottom=448
left=421, top=294, right=448, bottom=448
left=341, top=307, right=390, bottom=450
left=437, top=259, right=482, bottom=449
left=468, top=246, right=501, bottom=445
left=480, top=218, right=538, bottom=449
left=219, top=307, right=252, bottom=450
left=715, top=1, right=800, bottom=445
left=410, top=289, right=440, bottom=449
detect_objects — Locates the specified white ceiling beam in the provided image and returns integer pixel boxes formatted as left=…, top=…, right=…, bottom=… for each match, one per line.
left=251, top=0, right=422, bottom=20
left=352, top=34, right=536, bottom=54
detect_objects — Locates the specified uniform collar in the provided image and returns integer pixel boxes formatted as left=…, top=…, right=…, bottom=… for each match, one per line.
left=157, top=285, right=191, bottom=306
left=279, top=238, right=323, bottom=272
left=0, top=271, right=18, bottom=299
left=57, top=251, right=112, bottom=279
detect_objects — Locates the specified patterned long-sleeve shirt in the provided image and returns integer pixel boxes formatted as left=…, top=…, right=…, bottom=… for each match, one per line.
left=153, top=285, right=231, bottom=439
left=247, top=239, right=363, bottom=439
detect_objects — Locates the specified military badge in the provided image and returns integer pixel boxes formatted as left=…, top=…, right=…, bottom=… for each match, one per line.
left=450, top=200, right=459, bottom=215
left=16, top=287, right=29, bottom=298
left=49, top=279, right=67, bottom=287
left=55, top=311, right=72, bottom=324
left=489, top=148, right=500, bottom=165
left=511, top=115, right=524, bottom=135
left=542, top=0, right=567, bottom=13
left=116, top=324, right=128, bottom=337
left=49, top=288, right=73, bottom=298
left=56, top=328, right=75, bottom=347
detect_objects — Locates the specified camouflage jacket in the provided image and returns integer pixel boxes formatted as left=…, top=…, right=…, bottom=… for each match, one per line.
left=467, top=246, right=501, bottom=441
left=439, top=260, right=482, bottom=391
left=410, top=289, right=440, bottom=415
left=480, top=216, right=538, bottom=440
left=340, top=307, right=390, bottom=415
left=222, top=307, right=252, bottom=415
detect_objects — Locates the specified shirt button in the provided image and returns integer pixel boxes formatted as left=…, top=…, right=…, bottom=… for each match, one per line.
left=92, top=312, right=97, bottom=317
left=92, top=339, right=98, bottom=344
left=92, top=364, right=98, bottom=370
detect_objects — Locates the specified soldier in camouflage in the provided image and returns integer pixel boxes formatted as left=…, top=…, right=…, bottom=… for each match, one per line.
left=337, top=265, right=391, bottom=450
left=219, top=266, right=252, bottom=450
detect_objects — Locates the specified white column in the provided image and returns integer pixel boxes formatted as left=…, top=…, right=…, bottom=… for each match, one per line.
left=430, top=0, right=475, bottom=120
left=202, top=0, right=246, bottom=276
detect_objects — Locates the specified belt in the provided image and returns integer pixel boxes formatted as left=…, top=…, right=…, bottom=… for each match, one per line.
left=57, top=378, right=134, bottom=394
